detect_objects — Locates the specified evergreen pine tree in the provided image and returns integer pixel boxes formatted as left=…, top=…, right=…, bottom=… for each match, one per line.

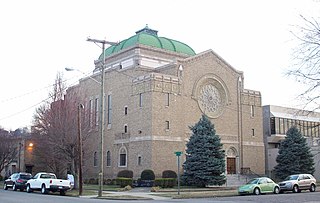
left=182, top=114, right=226, bottom=187
left=274, top=126, right=315, bottom=180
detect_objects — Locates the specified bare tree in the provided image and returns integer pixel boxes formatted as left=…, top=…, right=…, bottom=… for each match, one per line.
left=31, top=72, right=79, bottom=178
left=31, top=72, right=92, bottom=187
left=287, top=15, right=320, bottom=110
left=0, top=128, right=17, bottom=177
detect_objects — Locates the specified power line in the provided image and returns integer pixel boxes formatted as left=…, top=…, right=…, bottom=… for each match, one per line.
left=0, top=74, right=81, bottom=104
left=0, top=75, right=82, bottom=123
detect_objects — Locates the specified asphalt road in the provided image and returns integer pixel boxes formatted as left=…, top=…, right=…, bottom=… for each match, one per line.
left=1, top=189, right=320, bottom=203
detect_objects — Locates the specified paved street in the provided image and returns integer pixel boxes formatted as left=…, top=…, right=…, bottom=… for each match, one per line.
left=1, top=188, right=320, bottom=203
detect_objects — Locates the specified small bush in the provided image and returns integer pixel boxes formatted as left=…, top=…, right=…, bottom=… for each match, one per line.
left=117, top=170, right=133, bottom=178
left=154, top=178, right=176, bottom=188
left=88, top=178, right=98, bottom=184
left=141, top=169, right=155, bottom=180
left=162, top=170, right=177, bottom=178
left=104, top=179, right=114, bottom=185
left=115, top=177, right=133, bottom=187
left=0, top=175, right=3, bottom=181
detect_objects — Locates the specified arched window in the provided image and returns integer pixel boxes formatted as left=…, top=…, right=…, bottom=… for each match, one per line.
left=93, top=151, right=98, bottom=167
left=106, top=151, right=111, bottom=167
left=119, top=147, right=127, bottom=167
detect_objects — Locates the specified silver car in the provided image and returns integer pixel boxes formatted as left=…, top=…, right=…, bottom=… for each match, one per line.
left=278, top=174, right=316, bottom=193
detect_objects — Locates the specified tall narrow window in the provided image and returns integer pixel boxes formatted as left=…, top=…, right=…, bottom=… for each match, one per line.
left=165, top=93, right=170, bottom=106
left=270, top=117, right=276, bottom=135
left=124, top=124, right=128, bottom=133
left=106, top=151, right=111, bottom=166
left=94, top=98, right=99, bottom=126
left=252, top=129, right=255, bottom=137
left=119, top=147, right=127, bottom=167
left=124, top=106, right=128, bottom=115
left=165, top=121, right=170, bottom=130
left=139, top=93, right=143, bottom=107
left=93, top=152, right=98, bottom=167
left=138, top=156, right=142, bottom=166
left=89, top=99, right=93, bottom=127
left=107, top=95, right=112, bottom=124
left=250, top=105, right=254, bottom=117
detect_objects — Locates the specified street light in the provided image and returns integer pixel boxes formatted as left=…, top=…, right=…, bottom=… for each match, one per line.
left=64, top=67, right=101, bottom=84
left=86, top=37, right=118, bottom=197
left=66, top=38, right=117, bottom=197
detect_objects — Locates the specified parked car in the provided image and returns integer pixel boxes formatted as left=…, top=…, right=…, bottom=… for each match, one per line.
left=278, top=174, right=316, bottom=193
left=26, top=172, right=71, bottom=195
left=238, top=177, right=280, bottom=195
left=3, top=172, right=32, bottom=191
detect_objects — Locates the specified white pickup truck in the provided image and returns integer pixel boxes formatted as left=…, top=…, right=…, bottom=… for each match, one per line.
left=26, top=172, right=71, bottom=195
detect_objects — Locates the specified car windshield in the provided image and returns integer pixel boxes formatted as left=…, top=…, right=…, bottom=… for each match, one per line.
left=247, top=179, right=259, bottom=184
left=20, top=174, right=32, bottom=179
left=285, top=175, right=299, bottom=181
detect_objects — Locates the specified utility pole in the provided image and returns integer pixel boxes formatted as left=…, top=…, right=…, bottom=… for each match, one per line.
left=78, top=103, right=84, bottom=196
left=87, top=38, right=118, bottom=197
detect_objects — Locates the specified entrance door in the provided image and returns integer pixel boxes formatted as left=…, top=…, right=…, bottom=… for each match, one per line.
left=227, top=157, right=236, bottom=174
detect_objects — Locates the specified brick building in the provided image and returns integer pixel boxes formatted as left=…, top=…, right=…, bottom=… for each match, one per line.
left=66, top=26, right=265, bottom=180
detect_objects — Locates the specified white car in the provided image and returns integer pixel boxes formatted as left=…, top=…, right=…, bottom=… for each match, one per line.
left=278, top=174, right=316, bottom=193
left=26, top=172, right=71, bottom=195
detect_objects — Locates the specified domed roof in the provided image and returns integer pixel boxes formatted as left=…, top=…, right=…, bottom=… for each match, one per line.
left=103, top=25, right=196, bottom=57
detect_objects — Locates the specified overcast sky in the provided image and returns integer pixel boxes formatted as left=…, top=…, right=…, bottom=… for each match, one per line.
left=0, top=0, right=319, bottom=130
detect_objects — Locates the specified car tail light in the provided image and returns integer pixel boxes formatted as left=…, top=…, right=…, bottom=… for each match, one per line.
left=50, top=180, right=52, bottom=184
left=17, top=179, right=24, bottom=183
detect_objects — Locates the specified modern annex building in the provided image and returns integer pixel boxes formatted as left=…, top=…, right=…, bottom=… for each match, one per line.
left=66, top=26, right=265, bottom=180
left=263, top=105, right=320, bottom=179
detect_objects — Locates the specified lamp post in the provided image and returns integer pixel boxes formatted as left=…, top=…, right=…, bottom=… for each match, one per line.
left=78, top=103, right=84, bottom=196
left=174, top=151, right=182, bottom=195
left=86, top=38, right=118, bottom=197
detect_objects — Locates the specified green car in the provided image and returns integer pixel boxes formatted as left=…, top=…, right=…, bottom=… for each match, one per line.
left=238, top=177, right=280, bottom=195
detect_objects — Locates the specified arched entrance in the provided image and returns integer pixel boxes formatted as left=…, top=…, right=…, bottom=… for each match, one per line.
left=226, top=147, right=238, bottom=174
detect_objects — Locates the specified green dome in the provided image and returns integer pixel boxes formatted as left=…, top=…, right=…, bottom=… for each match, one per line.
left=102, top=26, right=196, bottom=58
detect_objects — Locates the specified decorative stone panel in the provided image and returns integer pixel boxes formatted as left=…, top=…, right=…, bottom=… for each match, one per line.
left=132, top=73, right=181, bottom=95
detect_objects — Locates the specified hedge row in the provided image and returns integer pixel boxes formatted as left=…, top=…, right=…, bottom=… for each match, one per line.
left=154, top=178, right=176, bottom=188
left=115, top=177, right=133, bottom=187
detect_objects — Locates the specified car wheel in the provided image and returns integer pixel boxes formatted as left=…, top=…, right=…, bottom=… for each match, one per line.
left=13, top=183, right=17, bottom=191
left=254, top=187, right=260, bottom=195
left=26, top=184, right=33, bottom=193
left=293, top=185, right=299, bottom=193
left=60, top=190, right=66, bottom=196
left=41, top=184, right=47, bottom=194
left=274, top=186, right=280, bottom=194
left=3, top=183, right=8, bottom=190
left=310, top=184, right=316, bottom=192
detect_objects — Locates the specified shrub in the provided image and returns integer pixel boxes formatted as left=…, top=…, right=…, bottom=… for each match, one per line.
left=0, top=175, right=3, bottom=181
left=117, top=170, right=133, bottom=178
left=141, top=169, right=155, bottom=180
left=154, top=178, right=176, bottom=188
left=162, top=170, right=177, bottom=178
left=88, top=178, right=98, bottom=184
left=104, top=179, right=114, bottom=185
left=115, top=177, right=133, bottom=187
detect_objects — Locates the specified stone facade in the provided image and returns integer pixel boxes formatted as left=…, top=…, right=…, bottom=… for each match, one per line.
left=66, top=30, right=265, bottom=180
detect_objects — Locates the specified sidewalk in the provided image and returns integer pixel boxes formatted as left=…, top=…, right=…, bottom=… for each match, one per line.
left=101, top=190, right=171, bottom=200
left=82, top=187, right=238, bottom=200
